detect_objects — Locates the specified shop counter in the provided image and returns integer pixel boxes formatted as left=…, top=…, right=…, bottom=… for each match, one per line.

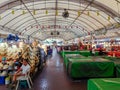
left=67, top=58, right=115, bottom=78
left=88, top=78, right=120, bottom=90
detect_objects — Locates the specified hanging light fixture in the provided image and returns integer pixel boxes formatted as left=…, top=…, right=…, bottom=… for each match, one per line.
left=22, top=10, right=26, bottom=15
left=87, top=11, right=90, bottom=16
left=20, top=1, right=25, bottom=15
left=78, top=0, right=81, bottom=16
left=33, top=10, right=36, bottom=15
left=114, top=0, right=120, bottom=23
left=97, top=11, right=100, bottom=16
left=56, top=10, right=58, bottom=16
left=62, top=9, right=69, bottom=18
left=45, top=0, right=48, bottom=15
left=12, top=10, right=15, bottom=14
left=78, top=11, right=81, bottom=16
left=62, top=0, right=69, bottom=18
left=0, top=16, right=1, bottom=20
left=108, top=16, right=111, bottom=21
left=32, top=0, right=36, bottom=15
left=46, top=10, right=48, bottom=14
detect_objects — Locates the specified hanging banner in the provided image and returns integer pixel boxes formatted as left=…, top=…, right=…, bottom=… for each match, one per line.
left=28, top=25, right=86, bottom=30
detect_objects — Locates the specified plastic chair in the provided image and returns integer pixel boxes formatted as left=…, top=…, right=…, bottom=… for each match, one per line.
left=15, top=72, right=33, bottom=90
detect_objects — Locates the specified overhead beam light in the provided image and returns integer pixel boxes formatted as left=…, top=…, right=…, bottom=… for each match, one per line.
left=108, top=16, right=111, bottom=21
left=12, top=10, right=15, bottom=14
left=22, top=10, right=26, bottom=15
left=56, top=10, right=58, bottom=16
left=0, top=16, right=1, bottom=20
left=87, top=11, right=90, bottom=16
left=97, top=11, right=100, bottom=16
left=46, top=10, right=48, bottom=15
left=33, top=10, right=36, bottom=15
left=78, top=11, right=81, bottom=16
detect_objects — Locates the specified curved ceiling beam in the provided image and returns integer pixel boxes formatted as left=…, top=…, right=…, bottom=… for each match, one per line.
left=8, top=10, right=101, bottom=31
left=92, top=0, right=119, bottom=17
left=17, top=19, right=88, bottom=32
left=19, top=21, right=88, bottom=39
left=11, top=15, right=98, bottom=32
left=3, top=8, right=104, bottom=28
left=31, top=28, right=85, bottom=39
left=3, top=4, right=113, bottom=26
left=0, top=1, right=116, bottom=27
left=18, top=16, right=95, bottom=36
left=15, top=15, right=96, bottom=33
left=20, top=21, right=88, bottom=35
left=0, top=0, right=117, bottom=40
left=29, top=17, right=93, bottom=37
left=0, top=0, right=118, bottom=17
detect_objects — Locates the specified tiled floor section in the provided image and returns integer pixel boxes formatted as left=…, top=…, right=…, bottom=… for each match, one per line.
left=33, top=54, right=87, bottom=90
left=0, top=53, right=87, bottom=90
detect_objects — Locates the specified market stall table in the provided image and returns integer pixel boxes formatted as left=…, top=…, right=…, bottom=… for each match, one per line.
left=64, top=54, right=85, bottom=67
left=103, top=56, right=120, bottom=77
left=67, top=58, right=115, bottom=79
left=88, top=78, right=120, bottom=90
left=60, top=51, right=81, bottom=58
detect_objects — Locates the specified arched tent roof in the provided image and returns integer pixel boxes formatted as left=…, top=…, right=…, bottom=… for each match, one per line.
left=0, top=0, right=120, bottom=41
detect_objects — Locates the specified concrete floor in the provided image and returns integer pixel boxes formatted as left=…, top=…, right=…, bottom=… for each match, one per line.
left=33, top=53, right=87, bottom=90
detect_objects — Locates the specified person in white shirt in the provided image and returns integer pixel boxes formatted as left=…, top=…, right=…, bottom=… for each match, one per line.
left=11, top=59, right=30, bottom=86
left=92, top=46, right=95, bottom=56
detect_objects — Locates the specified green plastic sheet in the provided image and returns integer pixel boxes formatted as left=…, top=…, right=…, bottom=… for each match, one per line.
left=116, top=64, right=120, bottom=77
left=60, top=51, right=99, bottom=58
left=103, top=56, right=120, bottom=77
left=88, top=78, right=120, bottom=90
left=64, top=54, right=85, bottom=68
left=68, top=58, right=115, bottom=78
left=61, top=51, right=81, bottom=58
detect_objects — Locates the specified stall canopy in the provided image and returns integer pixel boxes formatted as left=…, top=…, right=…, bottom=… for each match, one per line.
left=0, top=0, right=120, bottom=41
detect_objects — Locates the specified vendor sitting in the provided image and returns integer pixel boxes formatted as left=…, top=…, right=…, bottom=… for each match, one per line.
left=11, top=59, right=30, bottom=86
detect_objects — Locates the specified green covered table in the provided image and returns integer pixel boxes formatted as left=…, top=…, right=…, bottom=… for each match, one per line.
left=116, top=64, right=120, bottom=77
left=103, top=56, right=120, bottom=77
left=68, top=58, right=115, bottom=78
left=61, top=51, right=81, bottom=58
left=64, top=54, right=85, bottom=68
left=88, top=78, right=120, bottom=90
left=60, top=50, right=99, bottom=58
left=79, top=51, right=99, bottom=57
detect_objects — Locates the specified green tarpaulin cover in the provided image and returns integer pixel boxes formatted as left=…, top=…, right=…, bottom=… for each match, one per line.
left=88, top=78, right=120, bottom=90
left=61, top=51, right=81, bottom=58
left=60, top=50, right=99, bottom=58
left=68, top=58, right=115, bottom=78
left=116, top=64, right=120, bottom=77
left=64, top=54, right=86, bottom=68
left=103, top=56, right=120, bottom=77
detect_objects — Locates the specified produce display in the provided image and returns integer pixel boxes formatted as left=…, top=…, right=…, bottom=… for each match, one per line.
left=0, top=40, right=43, bottom=77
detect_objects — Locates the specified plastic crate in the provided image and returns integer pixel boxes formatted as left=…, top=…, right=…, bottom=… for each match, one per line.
left=19, top=80, right=28, bottom=89
left=0, top=76, right=5, bottom=84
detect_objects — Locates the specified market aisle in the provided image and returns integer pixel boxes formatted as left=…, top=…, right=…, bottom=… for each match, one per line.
left=33, top=53, right=87, bottom=90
